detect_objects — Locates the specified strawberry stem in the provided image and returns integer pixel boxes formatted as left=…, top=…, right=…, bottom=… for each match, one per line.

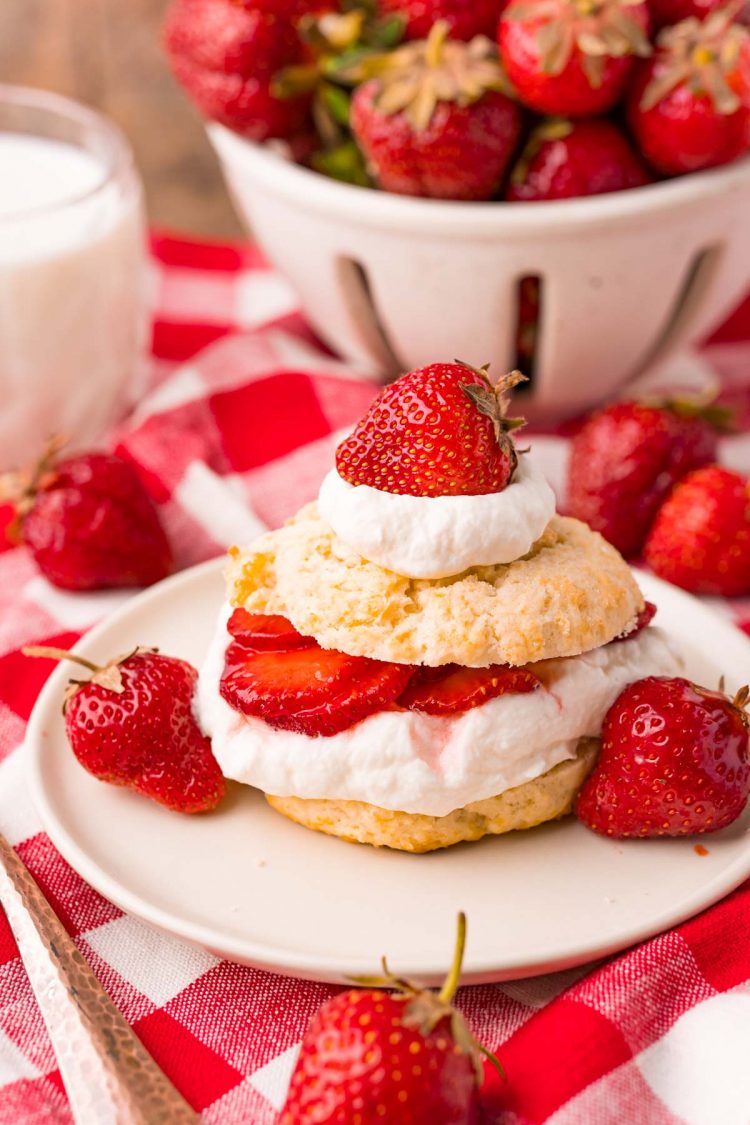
left=733, top=685, right=749, bottom=712
left=0, top=434, right=68, bottom=519
left=477, top=1041, right=507, bottom=1080
left=352, top=913, right=504, bottom=1084
left=22, top=646, right=101, bottom=675
left=438, top=911, right=467, bottom=1005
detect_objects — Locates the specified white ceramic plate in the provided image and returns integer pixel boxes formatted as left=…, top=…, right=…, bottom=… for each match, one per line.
left=25, top=559, right=750, bottom=985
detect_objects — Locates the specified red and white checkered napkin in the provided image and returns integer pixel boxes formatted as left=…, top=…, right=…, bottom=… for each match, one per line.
left=0, top=235, right=749, bottom=1125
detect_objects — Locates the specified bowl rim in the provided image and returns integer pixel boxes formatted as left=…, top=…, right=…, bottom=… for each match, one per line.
left=209, top=120, right=750, bottom=233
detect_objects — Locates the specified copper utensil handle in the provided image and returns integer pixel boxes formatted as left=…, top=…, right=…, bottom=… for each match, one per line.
left=0, top=832, right=198, bottom=1125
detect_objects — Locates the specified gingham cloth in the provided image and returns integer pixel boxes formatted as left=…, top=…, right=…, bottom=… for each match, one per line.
left=0, top=234, right=749, bottom=1125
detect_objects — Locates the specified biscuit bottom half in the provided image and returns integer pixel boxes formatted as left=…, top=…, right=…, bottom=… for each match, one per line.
left=265, top=738, right=599, bottom=853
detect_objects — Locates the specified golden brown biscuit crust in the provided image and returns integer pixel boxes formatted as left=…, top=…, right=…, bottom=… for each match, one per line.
left=227, top=507, right=643, bottom=667
left=265, top=739, right=599, bottom=852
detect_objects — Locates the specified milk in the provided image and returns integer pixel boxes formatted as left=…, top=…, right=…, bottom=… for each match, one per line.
left=0, top=133, right=146, bottom=468
left=0, top=135, right=105, bottom=218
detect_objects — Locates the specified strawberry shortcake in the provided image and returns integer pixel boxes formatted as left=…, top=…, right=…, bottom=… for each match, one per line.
left=197, top=362, right=678, bottom=851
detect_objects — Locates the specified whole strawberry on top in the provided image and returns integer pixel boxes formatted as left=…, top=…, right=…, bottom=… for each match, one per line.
left=506, top=118, right=651, bottom=200
left=25, top=646, right=226, bottom=813
left=575, top=676, right=750, bottom=837
left=163, top=0, right=328, bottom=140
left=627, top=7, right=750, bottom=174
left=336, top=362, right=527, bottom=495
left=565, top=395, right=727, bottom=556
left=645, top=465, right=750, bottom=595
left=280, top=913, right=500, bottom=1125
left=377, top=0, right=505, bottom=40
left=349, top=22, right=522, bottom=199
left=1, top=444, right=173, bottom=591
left=498, top=0, right=652, bottom=117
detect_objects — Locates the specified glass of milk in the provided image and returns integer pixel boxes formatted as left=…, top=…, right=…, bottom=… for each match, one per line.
left=0, top=85, right=148, bottom=469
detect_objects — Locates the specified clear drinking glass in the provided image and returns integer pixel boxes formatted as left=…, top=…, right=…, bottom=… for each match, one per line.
left=0, top=85, right=148, bottom=469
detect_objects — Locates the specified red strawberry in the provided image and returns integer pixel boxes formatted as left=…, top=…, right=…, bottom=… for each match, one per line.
left=25, top=646, right=226, bottom=813
left=399, top=664, right=540, bottom=714
left=163, top=0, right=316, bottom=140
left=615, top=600, right=657, bottom=640
left=498, top=0, right=652, bottom=117
left=165, top=0, right=299, bottom=73
left=644, top=465, right=750, bottom=596
left=376, top=0, right=505, bottom=40
left=336, top=363, right=527, bottom=497
left=227, top=608, right=313, bottom=651
left=280, top=913, right=500, bottom=1125
left=3, top=446, right=173, bottom=591
left=627, top=9, right=750, bottom=174
left=506, top=118, right=651, bottom=201
left=575, top=677, right=750, bottom=837
left=0, top=503, right=18, bottom=554
left=349, top=23, right=522, bottom=200
left=565, top=397, right=726, bottom=556
left=648, top=0, right=741, bottom=31
left=221, top=627, right=414, bottom=736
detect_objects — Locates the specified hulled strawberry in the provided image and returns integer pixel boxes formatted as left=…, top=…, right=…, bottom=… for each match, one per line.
left=221, top=612, right=413, bottom=735
left=644, top=465, right=750, bottom=595
left=627, top=8, right=750, bottom=174
left=280, top=913, right=501, bottom=1124
left=498, top=0, right=652, bottom=117
left=575, top=677, right=750, bottom=837
left=223, top=612, right=545, bottom=732
left=376, top=0, right=505, bottom=40
left=565, top=396, right=726, bottom=556
left=349, top=23, right=522, bottom=199
left=506, top=118, right=651, bottom=200
left=336, top=362, right=527, bottom=496
left=25, top=647, right=226, bottom=813
left=227, top=607, right=313, bottom=651
left=2, top=445, right=173, bottom=591
left=163, top=0, right=319, bottom=140
left=399, top=664, right=541, bottom=714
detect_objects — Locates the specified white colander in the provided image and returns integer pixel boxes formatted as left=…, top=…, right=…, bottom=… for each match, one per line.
left=209, top=122, right=750, bottom=421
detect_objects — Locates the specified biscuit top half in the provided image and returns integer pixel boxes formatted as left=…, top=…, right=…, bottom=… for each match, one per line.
left=225, top=362, right=644, bottom=667
left=226, top=506, right=644, bottom=668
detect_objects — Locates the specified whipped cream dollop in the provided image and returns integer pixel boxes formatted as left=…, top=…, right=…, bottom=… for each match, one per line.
left=197, top=607, right=679, bottom=818
left=317, top=456, right=556, bottom=579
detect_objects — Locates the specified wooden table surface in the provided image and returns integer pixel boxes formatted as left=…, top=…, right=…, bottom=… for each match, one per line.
left=1, top=0, right=242, bottom=238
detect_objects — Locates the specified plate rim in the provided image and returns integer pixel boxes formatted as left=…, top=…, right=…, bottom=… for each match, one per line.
left=24, top=559, right=750, bottom=984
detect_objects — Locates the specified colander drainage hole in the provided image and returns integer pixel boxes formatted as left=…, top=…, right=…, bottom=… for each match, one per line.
left=513, top=274, right=542, bottom=387
left=336, top=257, right=405, bottom=378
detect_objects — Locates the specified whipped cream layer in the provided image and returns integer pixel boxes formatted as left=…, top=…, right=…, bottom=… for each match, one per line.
left=317, top=456, right=556, bottom=579
left=197, top=607, right=678, bottom=817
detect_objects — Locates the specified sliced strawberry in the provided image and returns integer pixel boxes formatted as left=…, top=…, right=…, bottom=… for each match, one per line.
left=615, top=600, right=657, bottom=641
left=220, top=642, right=414, bottom=736
left=398, top=664, right=541, bottom=716
left=227, top=608, right=313, bottom=652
